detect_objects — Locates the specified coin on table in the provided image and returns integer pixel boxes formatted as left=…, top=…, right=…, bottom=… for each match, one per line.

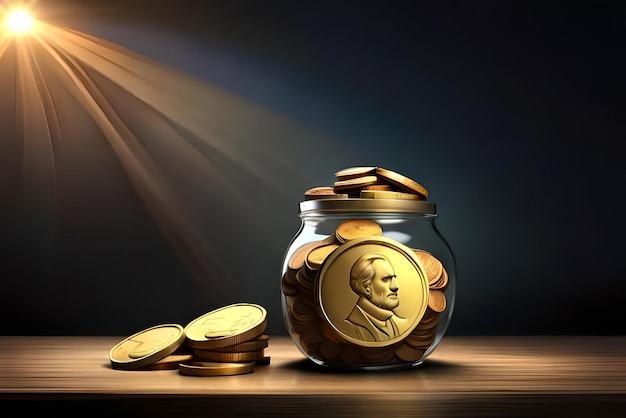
left=335, top=219, right=383, bottom=242
left=109, top=323, right=186, bottom=370
left=375, top=167, right=428, bottom=199
left=136, top=353, right=194, bottom=370
left=179, top=361, right=255, bottom=377
left=212, top=335, right=270, bottom=352
left=184, top=303, right=267, bottom=350
left=191, top=348, right=266, bottom=362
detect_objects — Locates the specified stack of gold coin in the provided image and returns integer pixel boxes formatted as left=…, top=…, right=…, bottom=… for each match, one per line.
left=109, top=303, right=271, bottom=376
left=183, top=303, right=271, bottom=374
left=304, top=166, right=429, bottom=201
left=281, top=217, right=449, bottom=367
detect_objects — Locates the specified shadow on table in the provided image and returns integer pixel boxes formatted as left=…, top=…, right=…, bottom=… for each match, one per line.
left=279, top=357, right=462, bottom=375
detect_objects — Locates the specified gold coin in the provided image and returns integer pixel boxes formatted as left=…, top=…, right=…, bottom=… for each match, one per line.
left=281, top=273, right=298, bottom=296
left=288, top=240, right=328, bottom=270
left=290, top=295, right=316, bottom=325
left=362, top=184, right=391, bottom=191
left=419, top=307, right=440, bottom=325
left=394, top=342, right=426, bottom=362
left=305, top=243, right=339, bottom=270
left=184, top=303, right=267, bottom=350
left=375, top=167, right=428, bottom=199
left=318, top=236, right=429, bottom=348
left=191, top=348, right=266, bottom=362
left=430, top=267, right=449, bottom=290
left=304, top=186, right=348, bottom=200
left=136, top=353, right=194, bottom=371
left=322, top=321, right=345, bottom=344
left=333, top=175, right=378, bottom=191
left=335, top=219, right=383, bottom=242
left=298, top=320, right=323, bottom=342
left=428, top=289, right=447, bottom=312
left=361, top=346, right=395, bottom=363
left=109, top=324, right=185, bottom=370
left=413, top=250, right=444, bottom=286
left=334, top=166, right=377, bottom=180
left=360, top=190, right=422, bottom=200
left=405, top=329, right=437, bottom=350
left=179, top=361, right=255, bottom=377
left=212, top=335, right=270, bottom=352
left=294, top=267, right=315, bottom=290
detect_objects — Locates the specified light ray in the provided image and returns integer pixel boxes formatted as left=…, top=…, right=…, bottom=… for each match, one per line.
left=26, top=35, right=62, bottom=193
left=39, top=24, right=317, bottom=195
left=0, top=32, right=10, bottom=59
left=32, top=30, right=230, bottom=294
left=6, top=9, right=33, bottom=34
left=6, top=13, right=350, bottom=297
left=15, top=36, right=56, bottom=205
left=38, top=24, right=251, bottom=207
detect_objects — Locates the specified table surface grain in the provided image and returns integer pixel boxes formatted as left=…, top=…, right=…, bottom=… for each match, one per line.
left=1, top=335, right=625, bottom=417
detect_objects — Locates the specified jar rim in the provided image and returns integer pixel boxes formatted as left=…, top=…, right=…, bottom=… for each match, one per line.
left=299, top=198, right=436, bottom=215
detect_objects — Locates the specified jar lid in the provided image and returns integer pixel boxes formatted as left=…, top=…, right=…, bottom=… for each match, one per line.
left=299, top=198, right=436, bottom=215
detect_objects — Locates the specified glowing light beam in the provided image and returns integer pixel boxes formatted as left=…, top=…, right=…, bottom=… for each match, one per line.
left=2, top=12, right=348, bottom=297
left=5, top=9, right=35, bottom=35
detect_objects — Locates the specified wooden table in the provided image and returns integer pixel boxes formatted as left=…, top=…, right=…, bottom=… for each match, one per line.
left=1, top=336, right=625, bottom=417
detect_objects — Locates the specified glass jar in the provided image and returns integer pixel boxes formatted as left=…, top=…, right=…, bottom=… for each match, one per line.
left=280, top=198, right=456, bottom=370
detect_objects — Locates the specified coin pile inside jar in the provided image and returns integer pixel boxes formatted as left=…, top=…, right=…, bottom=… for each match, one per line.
left=283, top=167, right=449, bottom=367
left=109, top=303, right=270, bottom=376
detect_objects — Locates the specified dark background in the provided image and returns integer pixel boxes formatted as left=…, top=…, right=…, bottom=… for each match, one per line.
left=0, top=0, right=624, bottom=337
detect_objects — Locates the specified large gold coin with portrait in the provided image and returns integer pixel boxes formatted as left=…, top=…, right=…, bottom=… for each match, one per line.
left=317, top=236, right=429, bottom=348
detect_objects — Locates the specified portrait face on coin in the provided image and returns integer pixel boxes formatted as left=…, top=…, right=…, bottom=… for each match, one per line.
left=360, top=255, right=400, bottom=311
left=318, top=237, right=429, bottom=348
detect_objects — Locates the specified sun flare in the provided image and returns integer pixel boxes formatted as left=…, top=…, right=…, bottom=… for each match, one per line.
left=5, top=9, right=34, bottom=34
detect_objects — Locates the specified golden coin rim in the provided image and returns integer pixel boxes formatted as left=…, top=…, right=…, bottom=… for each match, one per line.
left=212, top=337, right=270, bottom=352
left=335, top=219, right=383, bottom=241
left=304, top=186, right=335, bottom=195
left=179, top=361, right=255, bottom=376
left=333, top=175, right=379, bottom=190
left=375, top=167, right=428, bottom=198
left=184, top=303, right=267, bottom=349
left=334, top=166, right=377, bottom=180
left=288, top=240, right=328, bottom=270
left=305, top=243, right=339, bottom=270
left=136, top=353, right=194, bottom=371
left=360, top=190, right=421, bottom=200
left=191, top=348, right=266, bottom=362
left=109, top=324, right=185, bottom=370
left=428, top=289, right=447, bottom=312
left=317, top=236, right=430, bottom=348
